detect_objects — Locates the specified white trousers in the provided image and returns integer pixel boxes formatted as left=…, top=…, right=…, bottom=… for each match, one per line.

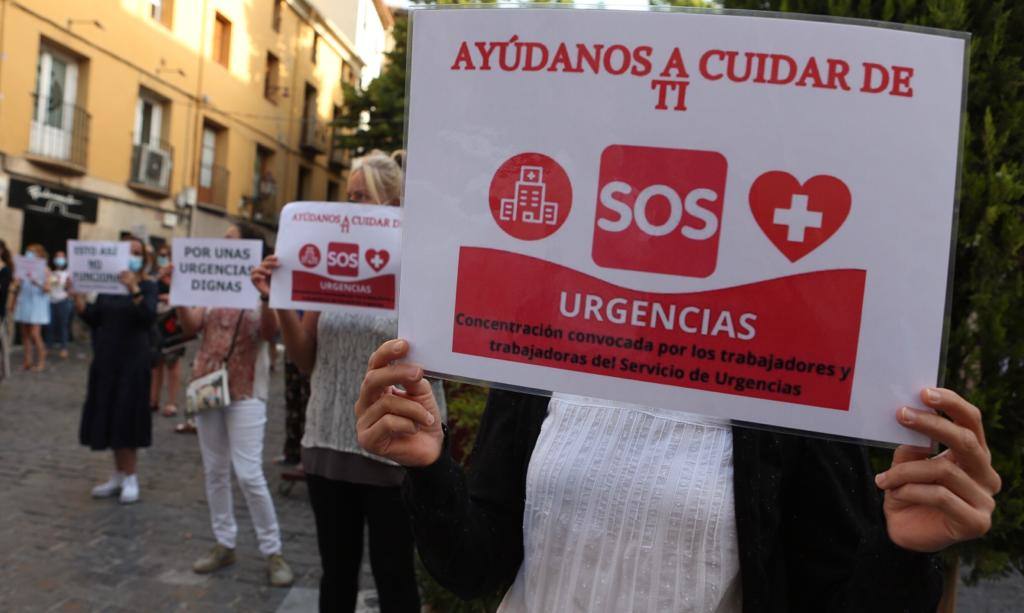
left=196, top=398, right=282, bottom=557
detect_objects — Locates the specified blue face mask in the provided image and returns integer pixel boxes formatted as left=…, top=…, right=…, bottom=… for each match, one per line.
left=24, top=251, right=37, bottom=259
left=54, top=257, right=67, bottom=268
left=129, top=255, right=144, bottom=273
left=157, top=256, right=169, bottom=268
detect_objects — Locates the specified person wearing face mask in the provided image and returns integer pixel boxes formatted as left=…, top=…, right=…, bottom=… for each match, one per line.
left=176, top=222, right=294, bottom=588
left=47, top=250, right=73, bottom=360
left=250, top=153, right=440, bottom=612
left=150, top=244, right=184, bottom=418
left=0, top=240, right=13, bottom=382
left=74, top=235, right=158, bottom=504
left=13, top=243, right=51, bottom=371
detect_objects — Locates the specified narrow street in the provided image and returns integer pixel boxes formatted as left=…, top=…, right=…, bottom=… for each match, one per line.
left=0, top=341, right=1021, bottom=611
left=0, top=341, right=378, bottom=612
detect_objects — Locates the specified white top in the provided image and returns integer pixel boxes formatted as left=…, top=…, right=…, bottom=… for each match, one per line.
left=498, top=394, right=742, bottom=613
left=49, top=270, right=69, bottom=302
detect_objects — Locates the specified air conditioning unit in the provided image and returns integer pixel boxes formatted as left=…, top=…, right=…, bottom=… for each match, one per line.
left=135, top=143, right=172, bottom=188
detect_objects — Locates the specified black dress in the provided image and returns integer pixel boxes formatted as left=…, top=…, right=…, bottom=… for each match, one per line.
left=0, top=265, right=11, bottom=323
left=78, top=281, right=158, bottom=450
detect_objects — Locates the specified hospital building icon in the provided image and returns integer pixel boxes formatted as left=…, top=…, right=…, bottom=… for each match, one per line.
left=499, top=166, right=559, bottom=225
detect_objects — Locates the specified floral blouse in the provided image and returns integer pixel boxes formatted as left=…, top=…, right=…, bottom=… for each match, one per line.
left=191, top=307, right=267, bottom=401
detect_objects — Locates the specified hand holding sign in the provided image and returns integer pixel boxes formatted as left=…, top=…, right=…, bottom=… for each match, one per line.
left=354, top=339, right=443, bottom=468
left=876, top=388, right=1001, bottom=552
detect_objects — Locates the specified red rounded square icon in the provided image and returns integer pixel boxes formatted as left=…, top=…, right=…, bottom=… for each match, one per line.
left=593, top=145, right=727, bottom=278
left=327, top=242, right=360, bottom=277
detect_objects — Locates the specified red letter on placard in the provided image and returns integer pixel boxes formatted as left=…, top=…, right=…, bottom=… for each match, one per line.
left=890, top=66, right=914, bottom=97
left=860, top=62, right=889, bottom=93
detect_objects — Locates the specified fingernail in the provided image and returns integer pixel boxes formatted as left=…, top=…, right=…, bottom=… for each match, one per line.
left=394, top=340, right=407, bottom=353
left=875, top=472, right=887, bottom=487
left=425, top=412, right=435, bottom=425
left=926, top=388, right=941, bottom=403
left=900, top=407, right=916, bottom=424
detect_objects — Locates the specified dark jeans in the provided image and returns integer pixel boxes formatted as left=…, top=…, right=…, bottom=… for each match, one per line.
left=305, top=474, right=420, bottom=613
left=46, top=299, right=73, bottom=348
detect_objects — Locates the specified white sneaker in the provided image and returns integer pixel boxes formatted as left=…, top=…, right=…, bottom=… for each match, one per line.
left=119, top=474, right=139, bottom=504
left=91, top=473, right=124, bottom=498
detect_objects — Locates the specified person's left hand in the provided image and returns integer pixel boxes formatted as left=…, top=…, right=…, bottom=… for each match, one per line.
left=118, top=270, right=140, bottom=294
left=875, top=388, right=1001, bottom=552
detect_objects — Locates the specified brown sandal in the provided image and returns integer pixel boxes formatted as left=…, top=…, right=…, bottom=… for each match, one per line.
left=174, top=421, right=197, bottom=434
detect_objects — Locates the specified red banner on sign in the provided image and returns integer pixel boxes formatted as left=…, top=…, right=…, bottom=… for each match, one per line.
left=291, top=270, right=396, bottom=309
left=453, top=247, right=865, bottom=410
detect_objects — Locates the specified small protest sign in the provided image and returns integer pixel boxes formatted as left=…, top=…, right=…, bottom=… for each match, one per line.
left=170, top=238, right=263, bottom=309
left=270, top=201, right=402, bottom=314
left=13, top=255, right=47, bottom=285
left=67, top=240, right=131, bottom=295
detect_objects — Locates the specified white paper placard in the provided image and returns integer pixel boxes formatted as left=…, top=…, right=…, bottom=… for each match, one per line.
left=270, top=201, right=402, bottom=314
left=398, top=8, right=968, bottom=446
left=67, top=240, right=131, bottom=295
left=170, top=238, right=263, bottom=309
left=13, top=255, right=47, bottom=284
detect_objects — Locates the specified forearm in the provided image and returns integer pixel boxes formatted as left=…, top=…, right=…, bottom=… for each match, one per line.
left=276, top=309, right=316, bottom=374
left=176, top=306, right=204, bottom=337
left=259, top=302, right=279, bottom=342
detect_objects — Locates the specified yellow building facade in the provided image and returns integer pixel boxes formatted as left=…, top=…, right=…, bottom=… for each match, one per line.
left=0, top=0, right=379, bottom=255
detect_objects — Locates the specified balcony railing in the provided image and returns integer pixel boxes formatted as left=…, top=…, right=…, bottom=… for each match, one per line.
left=129, top=138, right=174, bottom=194
left=197, top=163, right=229, bottom=209
left=301, top=117, right=329, bottom=154
left=28, top=93, right=90, bottom=170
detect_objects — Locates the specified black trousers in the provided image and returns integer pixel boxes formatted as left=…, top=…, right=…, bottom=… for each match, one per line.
left=306, top=474, right=420, bottom=613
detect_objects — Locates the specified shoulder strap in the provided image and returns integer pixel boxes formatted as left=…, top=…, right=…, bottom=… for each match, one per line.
left=222, top=310, right=246, bottom=366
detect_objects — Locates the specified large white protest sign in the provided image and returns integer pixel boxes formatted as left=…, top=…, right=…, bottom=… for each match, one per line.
left=67, top=240, right=131, bottom=295
left=270, top=201, right=402, bottom=314
left=13, top=255, right=47, bottom=284
left=170, top=238, right=263, bottom=309
left=397, top=8, right=968, bottom=446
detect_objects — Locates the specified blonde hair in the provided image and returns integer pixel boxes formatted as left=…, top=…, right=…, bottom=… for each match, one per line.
left=25, top=243, right=47, bottom=260
left=351, top=153, right=404, bottom=205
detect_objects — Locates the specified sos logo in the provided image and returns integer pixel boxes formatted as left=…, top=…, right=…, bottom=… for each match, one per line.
left=327, top=242, right=360, bottom=277
left=592, top=145, right=726, bottom=278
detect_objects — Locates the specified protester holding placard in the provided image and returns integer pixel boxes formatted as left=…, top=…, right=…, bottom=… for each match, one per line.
left=75, top=235, right=157, bottom=505
left=355, top=338, right=1000, bottom=611
left=176, top=222, right=294, bottom=589
left=251, top=153, right=435, bottom=612
left=13, top=244, right=51, bottom=372
left=46, top=251, right=73, bottom=360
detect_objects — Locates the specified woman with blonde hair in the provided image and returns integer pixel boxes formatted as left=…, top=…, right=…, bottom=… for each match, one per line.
left=250, top=152, right=438, bottom=612
left=13, top=243, right=51, bottom=371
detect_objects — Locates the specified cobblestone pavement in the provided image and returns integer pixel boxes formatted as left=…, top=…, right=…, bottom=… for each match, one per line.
left=0, top=341, right=381, bottom=612
left=1, top=341, right=1021, bottom=612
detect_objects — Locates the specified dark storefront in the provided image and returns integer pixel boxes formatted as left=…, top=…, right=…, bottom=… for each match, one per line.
left=8, top=178, right=98, bottom=258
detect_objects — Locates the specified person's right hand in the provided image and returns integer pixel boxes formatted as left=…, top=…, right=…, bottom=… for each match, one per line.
left=251, top=254, right=278, bottom=298
left=355, top=339, right=444, bottom=467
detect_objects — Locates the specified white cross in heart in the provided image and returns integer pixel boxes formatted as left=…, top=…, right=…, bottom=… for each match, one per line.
left=772, top=194, right=823, bottom=243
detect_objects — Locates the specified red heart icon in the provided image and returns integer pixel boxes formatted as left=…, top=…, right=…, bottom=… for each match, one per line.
left=365, top=249, right=390, bottom=273
left=748, top=172, right=851, bottom=262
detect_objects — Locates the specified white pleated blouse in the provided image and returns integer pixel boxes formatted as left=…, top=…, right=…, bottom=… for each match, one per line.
left=498, top=394, right=742, bottom=613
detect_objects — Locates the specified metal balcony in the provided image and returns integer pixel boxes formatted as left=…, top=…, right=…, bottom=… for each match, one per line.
left=27, top=93, right=90, bottom=172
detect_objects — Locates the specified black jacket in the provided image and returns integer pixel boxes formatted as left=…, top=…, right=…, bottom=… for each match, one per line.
left=404, top=388, right=943, bottom=612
